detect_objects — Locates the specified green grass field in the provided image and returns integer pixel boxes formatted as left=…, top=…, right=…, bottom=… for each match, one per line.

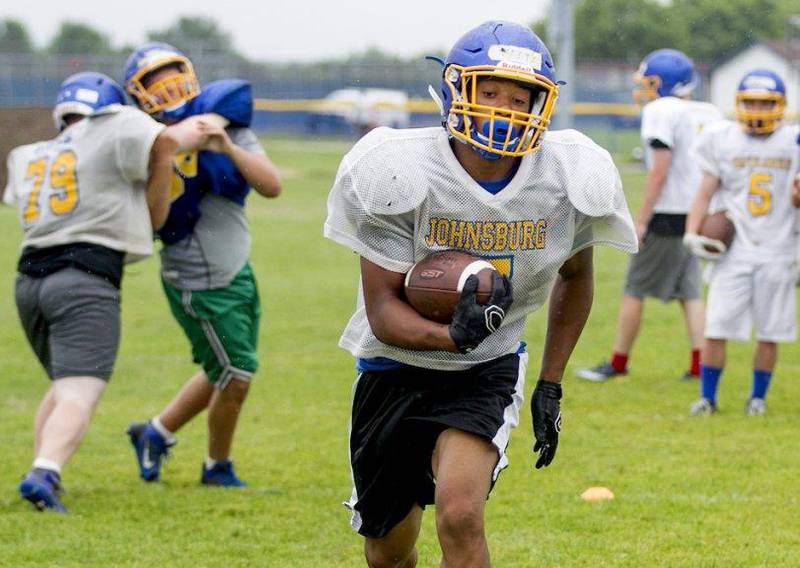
left=1, top=134, right=799, bottom=567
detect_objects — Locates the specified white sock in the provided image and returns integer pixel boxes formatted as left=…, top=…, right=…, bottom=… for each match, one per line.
left=205, top=457, right=220, bottom=469
left=151, top=417, right=176, bottom=443
left=32, top=457, right=62, bottom=475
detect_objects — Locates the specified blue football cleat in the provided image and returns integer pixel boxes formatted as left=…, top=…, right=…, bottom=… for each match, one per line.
left=126, top=421, right=176, bottom=482
left=19, top=469, right=67, bottom=513
left=201, top=460, right=247, bottom=487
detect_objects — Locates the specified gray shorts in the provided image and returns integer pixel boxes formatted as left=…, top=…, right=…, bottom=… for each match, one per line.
left=623, top=233, right=701, bottom=302
left=15, top=268, right=121, bottom=381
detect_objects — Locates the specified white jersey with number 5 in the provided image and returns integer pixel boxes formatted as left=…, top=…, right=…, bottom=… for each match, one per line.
left=693, top=121, right=799, bottom=261
left=325, top=126, right=638, bottom=371
left=641, top=96, right=723, bottom=214
left=3, top=104, right=165, bottom=262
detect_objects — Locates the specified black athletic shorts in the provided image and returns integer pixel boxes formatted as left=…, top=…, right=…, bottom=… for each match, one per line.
left=345, top=352, right=527, bottom=538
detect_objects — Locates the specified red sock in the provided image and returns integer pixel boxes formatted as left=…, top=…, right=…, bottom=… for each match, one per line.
left=611, top=352, right=628, bottom=373
left=690, top=349, right=701, bottom=376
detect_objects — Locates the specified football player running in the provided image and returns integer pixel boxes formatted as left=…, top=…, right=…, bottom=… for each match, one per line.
left=122, top=42, right=282, bottom=487
left=3, top=72, right=205, bottom=512
left=577, top=49, right=723, bottom=383
left=684, top=70, right=799, bottom=416
left=324, top=22, right=637, bottom=566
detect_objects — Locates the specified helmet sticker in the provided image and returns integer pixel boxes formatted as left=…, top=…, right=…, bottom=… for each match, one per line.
left=488, top=45, right=542, bottom=73
left=75, top=88, right=100, bottom=104
left=742, top=75, right=777, bottom=92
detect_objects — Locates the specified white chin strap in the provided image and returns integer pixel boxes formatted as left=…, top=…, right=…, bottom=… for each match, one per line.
left=428, top=85, right=444, bottom=117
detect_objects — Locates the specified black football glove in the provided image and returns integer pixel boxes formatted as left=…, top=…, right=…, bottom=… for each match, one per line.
left=531, top=380, right=562, bottom=469
left=448, top=272, right=513, bottom=354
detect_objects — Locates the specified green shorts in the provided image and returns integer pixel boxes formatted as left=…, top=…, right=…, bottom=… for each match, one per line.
left=162, top=263, right=261, bottom=389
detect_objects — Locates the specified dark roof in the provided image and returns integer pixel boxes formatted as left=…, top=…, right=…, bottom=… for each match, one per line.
left=761, top=39, right=800, bottom=60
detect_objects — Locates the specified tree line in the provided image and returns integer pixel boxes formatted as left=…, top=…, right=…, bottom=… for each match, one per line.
left=533, top=0, right=799, bottom=64
left=0, top=16, right=242, bottom=60
left=2, top=0, right=799, bottom=65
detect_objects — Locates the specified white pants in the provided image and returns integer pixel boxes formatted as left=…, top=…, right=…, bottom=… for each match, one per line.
left=705, top=254, right=798, bottom=342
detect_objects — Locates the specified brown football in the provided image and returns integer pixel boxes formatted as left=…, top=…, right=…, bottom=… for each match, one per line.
left=404, top=250, right=497, bottom=323
left=699, top=211, right=735, bottom=250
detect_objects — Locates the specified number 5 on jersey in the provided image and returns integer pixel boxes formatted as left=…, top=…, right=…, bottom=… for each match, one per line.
left=748, top=172, right=771, bottom=217
left=23, top=151, right=79, bottom=225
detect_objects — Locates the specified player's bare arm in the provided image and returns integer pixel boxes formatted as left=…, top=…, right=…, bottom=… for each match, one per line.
left=792, top=174, right=800, bottom=208
left=636, top=146, right=672, bottom=241
left=198, top=122, right=282, bottom=198
left=539, top=247, right=594, bottom=383
left=143, top=120, right=208, bottom=230
left=145, top=130, right=182, bottom=230
left=360, top=257, right=459, bottom=352
left=531, top=248, right=593, bottom=469
left=685, top=172, right=721, bottom=234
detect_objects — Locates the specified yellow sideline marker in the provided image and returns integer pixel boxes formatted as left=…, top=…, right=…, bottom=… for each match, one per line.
left=581, top=486, right=615, bottom=502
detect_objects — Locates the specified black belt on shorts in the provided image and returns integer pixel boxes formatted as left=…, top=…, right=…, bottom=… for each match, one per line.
left=18, top=243, right=125, bottom=288
left=648, top=213, right=686, bottom=237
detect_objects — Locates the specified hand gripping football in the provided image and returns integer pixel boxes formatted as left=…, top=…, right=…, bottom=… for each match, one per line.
left=699, top=211, right=735, bottom=251
left=404, top=250, right=496, bottom=323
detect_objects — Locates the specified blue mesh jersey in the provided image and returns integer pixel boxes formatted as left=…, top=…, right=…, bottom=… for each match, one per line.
left=157, top=79, right=255, bottom=245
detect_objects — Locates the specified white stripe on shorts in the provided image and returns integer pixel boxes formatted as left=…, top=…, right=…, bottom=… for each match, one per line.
left=345, top=373, right=364, bottom=533
left=491, top=352, right=528, bottom=481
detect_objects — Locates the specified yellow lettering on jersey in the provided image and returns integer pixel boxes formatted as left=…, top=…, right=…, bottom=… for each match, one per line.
left=48, top=151, right=79, bottom=216
left=23, top=158, right=47, bottom=224
left=424, top=218, right=548, bottom=252
left=747, top=172, right=772, bottom=216
left=733, top=157, right=791, bottom=170
left=170, top=151, right=198, bottom=202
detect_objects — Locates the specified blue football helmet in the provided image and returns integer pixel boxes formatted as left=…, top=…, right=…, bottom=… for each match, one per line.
left=735, top=69, right=786, bottom=135
left=124, top=42, right=200, bottom=121
left=52, top=71, right=126, bottom=131
left=632, top=49, right=696, bottom=104
left=440, top=21, right=559, bottom=160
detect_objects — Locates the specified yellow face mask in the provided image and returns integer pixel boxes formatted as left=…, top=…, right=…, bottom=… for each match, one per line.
left=443, top=64, right=558, bottom=158
left=632, top=72, right=661, bottom=106
left=735, top=92, right=785, bottom=135
left=126, top=54, right=200, bottom=115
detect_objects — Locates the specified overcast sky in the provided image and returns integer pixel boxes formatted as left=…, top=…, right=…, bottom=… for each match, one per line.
left=3, top=0, right=552, bottom=62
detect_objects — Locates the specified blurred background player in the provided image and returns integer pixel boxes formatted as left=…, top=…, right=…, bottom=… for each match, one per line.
left=577, top=49, right=723, bottom=382
left=3, top=72, right=203, bottom=512
left=684, top=69, right=799, bottom=416
left=324, top=21, right=637, bottom=567
left=123, top=42, right=282, bottom=487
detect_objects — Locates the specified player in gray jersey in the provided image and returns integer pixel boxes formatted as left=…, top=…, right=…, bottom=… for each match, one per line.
left=3, top=72, right=205, bottom=512
left=325, top=22, right=637, bottom=566
left=122, top=42, right=282, bottom=488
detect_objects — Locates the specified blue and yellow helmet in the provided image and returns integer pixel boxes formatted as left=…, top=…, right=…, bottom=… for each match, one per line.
left=53, top=71, right=125, bottom=131
left=633, top=49, right=696, bottom=105
left=440, top=21, right=559, bottom=160
left=735, top=69, right=786, bottom=135
left=124, top=41, right=200, bottom=120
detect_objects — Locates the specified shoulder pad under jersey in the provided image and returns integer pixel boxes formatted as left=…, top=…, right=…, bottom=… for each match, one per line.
left=88, top=103, right=129, bottom=119
left=544, top=129, right=622, bottom=217
left=343, top=126, right=433, bottom=215
left=194, top=79, right=253, bottom=126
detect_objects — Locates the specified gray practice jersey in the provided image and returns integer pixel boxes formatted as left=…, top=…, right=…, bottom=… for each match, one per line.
left=3, top=105, right=165, bottom=262
left=160, top=127, right=265, bottom=290
left=325, top=127, right=638, bottom=371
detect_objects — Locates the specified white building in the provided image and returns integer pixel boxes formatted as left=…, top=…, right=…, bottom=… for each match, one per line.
left=710, top=40, right=800, bottom=119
